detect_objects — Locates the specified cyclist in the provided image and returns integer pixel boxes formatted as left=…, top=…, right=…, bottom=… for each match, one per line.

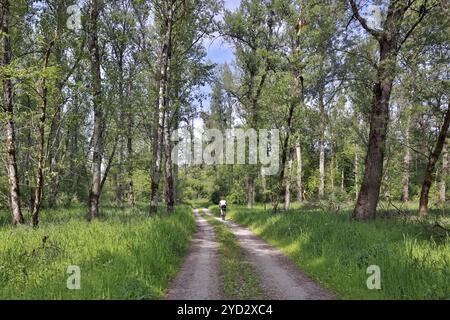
left=219, top=199, right=227, bottom=221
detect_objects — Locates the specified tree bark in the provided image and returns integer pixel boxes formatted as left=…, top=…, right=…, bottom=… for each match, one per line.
left=296, top=142, right=302, bottom=203
left=419, top=100, right=450, bottom=217
left=247, top=176, right=254, bottom=208
left=164, top=112, right=174, bottom=213
left=150, top=0, right=174, bottom=214
left=402, top=116, right=410, bottom=202
left=354, top=151, right=359, bottom=200
left=126, top=109, right=135, bottom=207
left=1, top=0, right=24, bottom=225
left=350, top=0, right=415, bottom=219
left=87, top=0, right=105, bottom=221
left=115, top=141, right=124, bottom=205
left=31, top=41, right=54, bottom=226
left=173, top=162, right=178, bottom=205
left=440, top=145, right=447, bottom=203
left=285, top=148, right=294, bottom=210
left=318, top=94, right=326, bottom=198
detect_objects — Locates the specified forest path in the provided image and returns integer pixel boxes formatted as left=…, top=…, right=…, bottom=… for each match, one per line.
left=165, top=208, right=222, bottom=300
left=203, top=208, right=335, bottom=300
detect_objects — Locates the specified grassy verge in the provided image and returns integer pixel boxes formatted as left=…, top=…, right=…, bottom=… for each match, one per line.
left=202, top=213, right=266, bottom=300
left=0, top=204, right=196, bottom=299
left=214, top=204, right=450, bottom=300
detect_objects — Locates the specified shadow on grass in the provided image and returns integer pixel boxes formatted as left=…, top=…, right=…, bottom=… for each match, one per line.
left=228, top=205, right=450, bottom=299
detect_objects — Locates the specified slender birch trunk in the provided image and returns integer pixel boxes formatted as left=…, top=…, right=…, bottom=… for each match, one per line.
left=31, top=41, right=54, bottom=226
left=87, top=0, right=105, bottom=221
left=296, top=142, right=302, bottom=203
left=1, top=0, right=24, bottom=225
left=285, top=148, right=294, bottom=210
left=150, top=0, right=174, bottom=214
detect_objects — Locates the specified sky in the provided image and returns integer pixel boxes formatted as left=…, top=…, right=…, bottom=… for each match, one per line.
left=196, top=0, right=241, bottom=118
left=205, top=0, right=241, bottom=63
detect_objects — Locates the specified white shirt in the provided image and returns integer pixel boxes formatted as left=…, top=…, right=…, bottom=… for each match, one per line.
left=219, top=200, right=227, bottom=206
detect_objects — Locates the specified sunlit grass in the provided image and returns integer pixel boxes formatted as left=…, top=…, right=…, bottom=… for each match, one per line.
left=0, top=204, right=196, bottom=300
left=203, top=213, right=265, bottom=300
left=212, top=203, right=450, bottom=300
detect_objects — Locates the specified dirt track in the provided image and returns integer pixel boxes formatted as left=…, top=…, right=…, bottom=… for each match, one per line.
left=166, top=209, right=222, bottom=300
left=166, top=208, right=335, bottom=300
left=203, top=209, right=335, bottom=300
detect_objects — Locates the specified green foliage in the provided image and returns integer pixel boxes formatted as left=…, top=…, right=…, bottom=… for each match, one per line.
left=0, top=204, right=196, bottom=299
left=228, top=184, right=247, bottom=205
left=210, top=190, right=221, bottom=205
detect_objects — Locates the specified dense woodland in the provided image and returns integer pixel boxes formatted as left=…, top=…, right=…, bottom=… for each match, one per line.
left=0, top=0, right=449, bottom=226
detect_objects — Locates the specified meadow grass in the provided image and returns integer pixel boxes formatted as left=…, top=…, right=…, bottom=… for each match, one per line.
left=211, top=204, right=450, bottom=300
left=0, top=204, right=196, bottom=299
left=202, top=213, right=265, bottom=300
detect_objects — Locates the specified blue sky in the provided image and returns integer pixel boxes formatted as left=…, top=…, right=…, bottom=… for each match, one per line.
left=197, top=0, right=241, bottom=114
left=205, top=0, right=241, bottom=64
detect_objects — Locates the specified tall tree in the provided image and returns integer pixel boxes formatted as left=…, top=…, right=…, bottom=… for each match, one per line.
left=87, top=0, right=105, bottom=221
left=296, top=142, right=303, bottom=202
left=419, top=100, right=450, bottom=217
left=31, top=39, right=55, bottom=226
left=149, top=0, right=174, bottom=214
left=1, top=0, right=24, bottom=224
left=349, top=0, right=431, bottom=219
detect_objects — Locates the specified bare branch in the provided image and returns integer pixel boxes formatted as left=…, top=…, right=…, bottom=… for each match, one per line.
left=348, top=0, right=383, bottom=41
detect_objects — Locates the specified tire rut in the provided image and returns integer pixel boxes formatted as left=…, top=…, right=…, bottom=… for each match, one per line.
left=203, top=208, right=335, bottom=300
left=166, top=209, right=222, bottom=300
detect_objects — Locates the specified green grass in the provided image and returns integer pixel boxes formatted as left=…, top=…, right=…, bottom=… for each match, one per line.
left=0, top=204, right=196, bottom=299
left=214, top=204, right=450, bottom=300
left=202, top=213, right=266, bottom=300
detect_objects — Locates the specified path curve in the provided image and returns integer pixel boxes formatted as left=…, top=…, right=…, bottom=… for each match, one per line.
left=166, top=209, right=222, bottom=300
left=203, top=208, right=335, bottom=300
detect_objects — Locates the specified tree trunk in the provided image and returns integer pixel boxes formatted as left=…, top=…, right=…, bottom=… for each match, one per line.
left=173, top=162, right=178, bottom=205
left=272, top=100, right=296, bottom=212
left=164, top=111, right=174, bottom=213
left=272, top=26, right=302, bottom=212
left=247, top=176, right=254, bottom=208
left=296, top=142, right=302, bottom=203
left=31, top=42, right=54, bottom=226
left=126, top=111, right=135, bottom=207
left=401, top=115, right=410, bottom=202
left=115, top=141, right=124, bottom=205
left=285, top=148, right=294, bottom=210
left=261, top=174, right=267, bottom=194
left=350, top=0, right=423, bottom=219
left=352, top=38, right=399, bottom=219
left=87, top=0, right=105, bottom=221
left=319, top=140, right=325, bottom=198
left=150, top=0, right=174, bottom=214
left=353, top=81, right=391, bottom=219
left=354, top=151, right=359, bottom=200
left=1, top=0, right=24, bottom=225
left=330, top=148, right=335, bottom=197
left=419, top=100, right=450, bottom=217
left=440, top=145, right=447, bottom=203
left=319, top=92, right=325, bottom=199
